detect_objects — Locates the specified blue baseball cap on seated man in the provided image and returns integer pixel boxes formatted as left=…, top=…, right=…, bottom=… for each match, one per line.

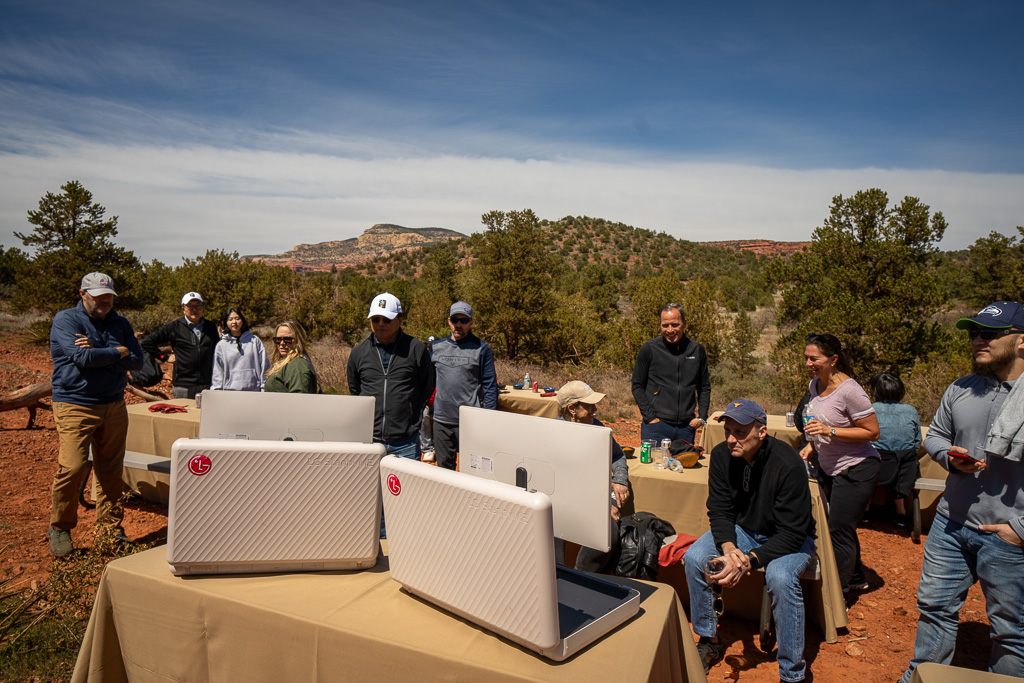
left=955, top=301, right=1024, bottom=330
left=716, top=399, right=767, bottom=426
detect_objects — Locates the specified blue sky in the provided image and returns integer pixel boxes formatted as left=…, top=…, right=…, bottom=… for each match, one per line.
left=2, top=0, right=1022, bottom=263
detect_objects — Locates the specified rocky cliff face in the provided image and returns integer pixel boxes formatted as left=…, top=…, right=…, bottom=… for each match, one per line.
left=701, top=239, right=810, bottom=256
left=246, top=224, right=466, bottom=271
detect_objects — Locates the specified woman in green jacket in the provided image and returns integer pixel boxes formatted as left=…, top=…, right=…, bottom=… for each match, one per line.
left=264, top=320, right=318, bottom=393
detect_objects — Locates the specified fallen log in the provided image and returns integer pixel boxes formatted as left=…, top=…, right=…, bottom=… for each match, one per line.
left=0, top=382, right=52, bottom=429
left=127, top=385, right=169, bottom=402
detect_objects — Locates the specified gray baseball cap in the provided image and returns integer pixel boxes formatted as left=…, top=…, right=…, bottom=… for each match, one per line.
left=80, top=272, right=117, bottom=296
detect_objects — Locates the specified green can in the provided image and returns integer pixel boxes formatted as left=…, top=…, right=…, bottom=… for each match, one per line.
left=640, top=440, right=653, bottom=463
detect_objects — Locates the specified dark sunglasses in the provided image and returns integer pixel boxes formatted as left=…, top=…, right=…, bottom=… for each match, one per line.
left=450, top=317, right=471, bottom=325
left=370, top=316, right=392, bottom=325
left=969, top=328, right=1022, bottom=341
left=273, top=336, right=295, bottom=344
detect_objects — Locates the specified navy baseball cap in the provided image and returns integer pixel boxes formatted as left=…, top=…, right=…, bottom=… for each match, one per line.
left=955, top=302, right=1024, bottom=330
left=716, top=399, right=767, bottom=426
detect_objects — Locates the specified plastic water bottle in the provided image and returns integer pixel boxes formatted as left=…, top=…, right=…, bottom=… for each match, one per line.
left=655, top=439, right=670, bottom=470
left=523, top=372, right=531, bottom=388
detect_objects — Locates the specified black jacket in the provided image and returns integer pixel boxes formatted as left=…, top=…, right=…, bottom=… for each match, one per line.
left=347, top=330, right=435, bottom=443
left=706, top=435, right=815, bottom=566
left=141, top=318, right=218, bottom=387
left=631, top=335, right=711, bottom=425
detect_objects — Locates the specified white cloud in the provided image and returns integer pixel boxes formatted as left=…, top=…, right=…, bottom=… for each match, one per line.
left=1, top=138, right=1020, bottom=264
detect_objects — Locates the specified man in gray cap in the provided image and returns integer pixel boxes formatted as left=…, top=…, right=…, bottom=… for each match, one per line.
left=430, top=301, right=498, bottom=470
left=900, top=301, right=1024, bottom=681
left=48, top=272, right=144, bottom=556
left=141, top=291, right=218, bottom=398
left=683, top=399, right=815, bottom=681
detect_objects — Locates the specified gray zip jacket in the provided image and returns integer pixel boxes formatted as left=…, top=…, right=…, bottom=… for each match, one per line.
left=924, top=373, right=1024, bottom=541
left=431, top=332, right=498, bottom=426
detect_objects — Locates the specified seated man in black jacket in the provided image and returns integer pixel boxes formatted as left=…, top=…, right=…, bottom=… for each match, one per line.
left=683, top=399, right=816, bottom=682
left=141, top=292, right=218, bottom=398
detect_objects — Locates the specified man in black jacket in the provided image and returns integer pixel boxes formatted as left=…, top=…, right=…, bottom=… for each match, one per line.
left=141, top=292, right=218, bottom=398
left=631, top=303, right=711, bottom=448
left=683, top=399, right=816, bottom=682
left=347, top=292, right=434, bottom=460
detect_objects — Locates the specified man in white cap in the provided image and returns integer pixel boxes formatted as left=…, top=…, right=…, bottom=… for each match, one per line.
left=430, top=301, right=498, bottom=470
left=141, top=291, right=218, bottom=398
left=347, top=292, right=434, bottom=460
left=48, top=272, right=144, bottom=556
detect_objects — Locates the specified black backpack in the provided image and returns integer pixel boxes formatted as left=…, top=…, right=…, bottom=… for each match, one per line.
left=615, top=512, right=676, bottom=581
left=129, top=350, right=163, bottom=388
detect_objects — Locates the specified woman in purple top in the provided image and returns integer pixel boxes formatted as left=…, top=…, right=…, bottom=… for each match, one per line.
left=798, top=333, right=880, bottom=597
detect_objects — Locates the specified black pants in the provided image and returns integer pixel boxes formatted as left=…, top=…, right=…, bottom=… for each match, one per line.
left=820, top=457, right=880, bottom=592
left=433, top=420, right=459, bottom=470
left=877, top=447, right=919, bottom=500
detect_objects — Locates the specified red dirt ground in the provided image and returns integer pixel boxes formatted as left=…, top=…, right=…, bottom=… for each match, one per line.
left=0, top=331, right=993, bottom=682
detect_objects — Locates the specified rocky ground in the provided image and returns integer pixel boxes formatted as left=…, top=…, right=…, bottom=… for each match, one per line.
left=0, top=330, right=992, bottom=682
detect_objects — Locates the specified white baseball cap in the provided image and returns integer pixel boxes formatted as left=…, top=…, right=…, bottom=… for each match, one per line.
left=181, top=292, right=204, bottom=305
left=367, top=292, right=402, bottom=320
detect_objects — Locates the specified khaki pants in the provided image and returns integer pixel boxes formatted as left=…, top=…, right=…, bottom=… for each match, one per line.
left=51, top=400, right=129, bottom=532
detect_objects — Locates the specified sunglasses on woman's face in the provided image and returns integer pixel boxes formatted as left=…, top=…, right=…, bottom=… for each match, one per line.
left=273, top=336, right=295, bottom=344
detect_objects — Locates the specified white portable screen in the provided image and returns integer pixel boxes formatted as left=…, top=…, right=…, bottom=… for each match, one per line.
left=167, top=438, right=385, bottom=575
left=198, top=390, right=375, bottom=443
left=382, top=456, right=561, bottom=651
left=458, top=406, right=613, bottom=551
left=381, top=455, right=640, bottom=661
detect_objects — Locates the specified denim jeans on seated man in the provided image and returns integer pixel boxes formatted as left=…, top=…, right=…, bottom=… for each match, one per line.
left=379, top=434, right=422, bottom=538
left=899, top=513, right=1024, bottom=681
left=684, top=526, right=816, bottom=683
left=640, top=419, right=696, bottom=449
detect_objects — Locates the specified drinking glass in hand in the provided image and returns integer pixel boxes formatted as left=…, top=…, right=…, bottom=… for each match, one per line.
left=703, top=556, right=726, bottom=617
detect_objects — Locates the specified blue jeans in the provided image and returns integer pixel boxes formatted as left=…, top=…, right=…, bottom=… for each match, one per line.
left=378, top=434, right=421, bottom=537
left=900, top=513, right=1024, bottom=681
left=684, top=527, right=816, bottom=682
left=640, top=420, right=696, bottom=448
left=382, top=434, right=421, bottom=460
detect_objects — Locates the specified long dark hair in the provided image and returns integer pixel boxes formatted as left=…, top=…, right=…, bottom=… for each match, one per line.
left=806, top=333, right=855, bottom=377
left=222, top=308, right=251, bottom=350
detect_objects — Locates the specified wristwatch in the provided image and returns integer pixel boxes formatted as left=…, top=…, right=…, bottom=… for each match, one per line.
left=699, top=418, right=707, bottom=427
left=830, top=427, right=837, bottom=437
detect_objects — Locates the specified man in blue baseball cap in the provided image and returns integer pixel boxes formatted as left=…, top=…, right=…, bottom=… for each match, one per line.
left=684, top=399, right=816, bottom=681
left=900, top=301, right=1024, bottom=681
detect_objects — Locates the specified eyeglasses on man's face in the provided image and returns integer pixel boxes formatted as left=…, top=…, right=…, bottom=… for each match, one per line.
left=450, top=317, right=471, bottom=325
left=370, top=316, right=394, bottom=325
left=968, top=328, right=1022, bottom=341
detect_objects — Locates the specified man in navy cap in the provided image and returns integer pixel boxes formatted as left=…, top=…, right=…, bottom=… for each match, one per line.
left=684, top=399, right=816, bottom=681
left=900, top=301, right=1024, bottom=681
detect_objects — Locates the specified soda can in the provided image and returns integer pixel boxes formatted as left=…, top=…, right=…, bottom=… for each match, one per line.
left=194, top=391, right=202, bottom=409
left=785, top=411, right=795, bottom=427
left=533, top=381, right=539, bottom=392
left=640, top=440, right=653, bottom=463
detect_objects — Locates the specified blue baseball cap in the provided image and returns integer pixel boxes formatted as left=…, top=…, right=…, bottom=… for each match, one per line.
left=716, top=399, right=767, bottom=426
left=955, top=302, right=1024, bottom=330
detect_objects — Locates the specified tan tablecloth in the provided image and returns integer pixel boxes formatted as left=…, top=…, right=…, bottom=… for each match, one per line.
left=497, top=388, right=561, bottom=419
left=626, top=458, right=848, bottom=643
left=72, top=547, right=708, bottom=683
left=123, top=399, right=198, bottom=504
left=911, top=662, right=1020, bottom=682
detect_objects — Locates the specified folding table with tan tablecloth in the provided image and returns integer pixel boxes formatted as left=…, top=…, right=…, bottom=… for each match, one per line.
left=72, top=546, right=708, bottom=683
